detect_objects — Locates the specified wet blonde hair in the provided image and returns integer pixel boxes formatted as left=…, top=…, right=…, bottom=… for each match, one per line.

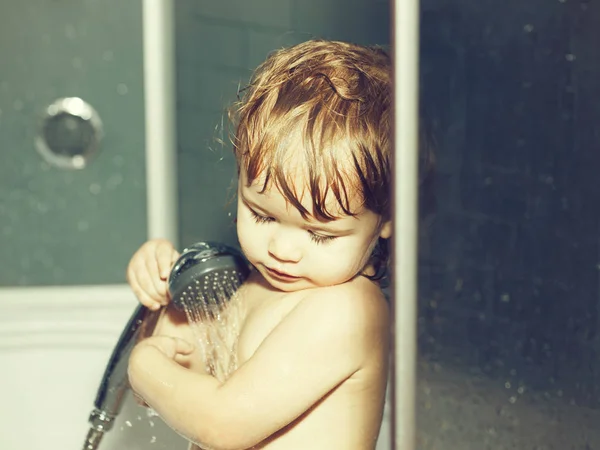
left=230, top=39, right=392, bottom=222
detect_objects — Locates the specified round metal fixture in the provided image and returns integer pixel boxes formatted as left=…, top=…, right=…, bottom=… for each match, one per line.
left=35, top=97, right=103, bottom=169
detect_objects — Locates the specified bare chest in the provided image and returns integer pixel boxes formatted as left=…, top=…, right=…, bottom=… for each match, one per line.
left=236, top=283, right=304, bottom=364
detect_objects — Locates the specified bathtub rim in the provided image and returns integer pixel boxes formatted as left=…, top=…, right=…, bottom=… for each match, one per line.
left=0, top=284, right=137, bottom=349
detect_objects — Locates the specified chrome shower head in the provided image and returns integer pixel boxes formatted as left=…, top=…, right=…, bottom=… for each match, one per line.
left=168, top=241, right=250, bottom=317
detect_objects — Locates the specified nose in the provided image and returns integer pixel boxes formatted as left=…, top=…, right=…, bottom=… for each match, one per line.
left=268, top=228, right=301, bottom=263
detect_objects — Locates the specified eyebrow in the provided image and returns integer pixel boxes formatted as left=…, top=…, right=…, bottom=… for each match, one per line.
left=240, top=193, right=269, bottom=215
left=240, top=192, right=354, bottom=234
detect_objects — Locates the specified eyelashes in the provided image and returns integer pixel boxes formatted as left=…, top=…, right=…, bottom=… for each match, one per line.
left=249, top=209, right=337, bottom=245
left=308, top=233, right=336, bottom=245
left=250, top=210, right=274, bottom=224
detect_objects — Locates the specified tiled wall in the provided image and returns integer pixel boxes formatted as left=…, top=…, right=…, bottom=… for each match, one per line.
left=0, top=0, right=147, bottom=286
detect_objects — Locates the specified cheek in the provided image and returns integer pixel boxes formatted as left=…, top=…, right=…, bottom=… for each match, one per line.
left=337, top=236, right=378, bottom=273
left=236, top=211, right=263, bottom=259
left=236, top=214, right=251, bottom=248
left=236, top=203, right=251, bottom=250
left=314, top=240, right=366, bottom=274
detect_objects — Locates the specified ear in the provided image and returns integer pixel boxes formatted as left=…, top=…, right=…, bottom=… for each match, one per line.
left=379, top=219, right=393, bottom=239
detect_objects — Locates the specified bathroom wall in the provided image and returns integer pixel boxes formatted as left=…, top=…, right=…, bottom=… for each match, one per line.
left=0, top=0, right=147, bottom=287
left=417, top=0, right=600, bottom=447
left=0, top=2, right=151, bottom=450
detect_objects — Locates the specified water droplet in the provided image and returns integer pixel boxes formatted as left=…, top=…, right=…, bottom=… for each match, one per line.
left=509, top=396, right=517, bottom=404
left=565, top=53, right=576, bottom=61
left=77, top=220, right=89, bottom=231
left=150, top=436, right=157, bottom=444
left=125, top=420, right=132, bottom=427
left=505, top=381, right=511, bottom=389
left=117, top=83, right=129, bottom=95
left=89, top=183, right=101, bottom=195
left=524, top=24, right=534, bottom=32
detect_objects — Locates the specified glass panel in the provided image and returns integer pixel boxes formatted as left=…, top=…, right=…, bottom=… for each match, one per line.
left=418, top=0, right=600, bottom=447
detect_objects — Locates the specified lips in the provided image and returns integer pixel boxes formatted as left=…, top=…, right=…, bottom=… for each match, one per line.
left=264, top=266, right=300, bottom=281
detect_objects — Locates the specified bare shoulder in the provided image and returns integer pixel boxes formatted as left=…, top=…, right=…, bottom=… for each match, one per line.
left=291, top=277, right=390, bottom=359
left=303, top=277, right=389, bottom=324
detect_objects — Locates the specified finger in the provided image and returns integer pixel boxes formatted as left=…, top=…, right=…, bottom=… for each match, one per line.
left=130, top=259, right=163, bottom=303
left=173, top=337, right=195, bottom=355
left=156, top=242, right=177, bottom=280
left=171, top=248, right=181, bottom=266
left=127, top=244, right=163, bottom=309
left=141, top=256, right=168, bottom=303
left=128, top=270, right=162, bottom=311
left=148, top=336, right=194, bottom=358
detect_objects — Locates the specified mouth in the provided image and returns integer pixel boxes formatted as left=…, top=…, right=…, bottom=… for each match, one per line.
left=264, top=266, right=300, bottom=281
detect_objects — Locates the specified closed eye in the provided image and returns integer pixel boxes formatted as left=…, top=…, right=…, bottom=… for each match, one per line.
left=309, top=231, right=337, bottom=245
left=248, top=203, right=337, bottom=244
left=250, top=209, right=275, bottom=224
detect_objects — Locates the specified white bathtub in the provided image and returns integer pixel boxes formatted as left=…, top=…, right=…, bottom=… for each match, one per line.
left=0, top=285, right=182, bottom=450
left=0, top=285, right=392, bottom=450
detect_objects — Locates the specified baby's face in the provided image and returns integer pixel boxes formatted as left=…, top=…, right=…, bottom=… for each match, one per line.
left=235, top=169, right=391, bottom=292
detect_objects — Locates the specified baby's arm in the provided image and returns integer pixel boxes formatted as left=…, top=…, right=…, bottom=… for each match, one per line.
left=126, top=239, right=207, bottom=373
left=128, top=281, right=389, bottom=450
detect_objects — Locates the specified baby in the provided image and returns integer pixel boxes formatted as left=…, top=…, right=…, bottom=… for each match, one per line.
left=127, top=39, right=394, bottom=450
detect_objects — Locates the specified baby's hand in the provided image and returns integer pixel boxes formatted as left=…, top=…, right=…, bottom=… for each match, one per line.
left=134, top=335, right=195, bottom=360
left=126, top=239, right=180, bottom=311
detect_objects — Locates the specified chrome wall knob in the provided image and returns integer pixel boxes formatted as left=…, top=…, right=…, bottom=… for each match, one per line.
left=35, top=97, right=103, bottom=169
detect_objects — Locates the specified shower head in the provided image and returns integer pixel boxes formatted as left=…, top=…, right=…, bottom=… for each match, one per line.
left=168, top=241, right=250, bottom=316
